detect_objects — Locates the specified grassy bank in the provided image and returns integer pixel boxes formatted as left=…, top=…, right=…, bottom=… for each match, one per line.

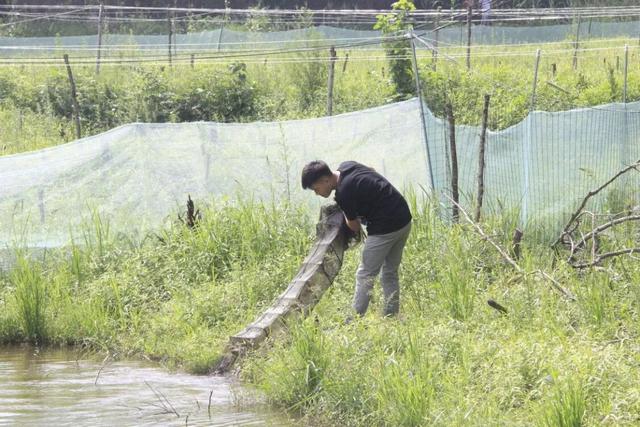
left=1, top=198, right=640, bottom=425
left=0, top=199, right=313, bottom=372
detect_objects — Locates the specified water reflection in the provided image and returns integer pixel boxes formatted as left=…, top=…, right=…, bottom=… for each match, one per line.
left=0, top=346, right=290, bottom=426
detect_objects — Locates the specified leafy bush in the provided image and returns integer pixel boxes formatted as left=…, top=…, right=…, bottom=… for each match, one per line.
left=172, top=62, right=258, bottom=122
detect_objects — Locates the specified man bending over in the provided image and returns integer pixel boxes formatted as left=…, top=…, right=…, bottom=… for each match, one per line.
left=301, top=160, right=412, bottom=317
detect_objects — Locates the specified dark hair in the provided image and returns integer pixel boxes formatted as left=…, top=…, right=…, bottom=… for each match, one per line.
left=301, top=160, right=332, bottom=189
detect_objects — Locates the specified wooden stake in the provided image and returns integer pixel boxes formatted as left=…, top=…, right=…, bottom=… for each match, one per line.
left=172, top=19, right=177, bottom=57
left=342, top=52, right=349, bottom=73
left=512, top=228, right=523, bottom=260
left=475, top=94, right=490, bottom=223
left=551, top=62, right=556, bottom=77
left=624, top=45, right=629, bottom=103
left=446, top=102, right=459, bottom=222
left=572, top=15, right=581, bottom=70
left=466, top=6, right=472, bottom=70
left=433, top=6, right=441, bottom=70
left=95, top=2, right=104, bottom=74
left=167, top=14, right=173, bottom=66
left=63, top=54, right=81, bottom=139
left=217, top=24, right=224, bottom=52
left=190, top=53, right=195, bottom=68
left=531, top=49, right=541, bottom=110
left=327, top=46, right=337, bottom=116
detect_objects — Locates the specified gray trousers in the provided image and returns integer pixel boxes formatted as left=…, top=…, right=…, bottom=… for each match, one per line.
left=353, top=221, right=412, bottom=316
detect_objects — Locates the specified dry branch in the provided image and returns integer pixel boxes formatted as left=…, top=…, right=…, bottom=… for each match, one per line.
left=572, top=247, right=640, bottom=269
left=444, top=194, right=576, bottom=300
left=552, top=160, right=640, bottom=248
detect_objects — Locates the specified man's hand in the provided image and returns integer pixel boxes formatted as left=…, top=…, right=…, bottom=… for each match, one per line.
left=344, top=215, right=361, bottom=233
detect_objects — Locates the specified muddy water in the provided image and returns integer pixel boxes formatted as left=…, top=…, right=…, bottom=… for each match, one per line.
left=0, top=346, right=291, bottom=426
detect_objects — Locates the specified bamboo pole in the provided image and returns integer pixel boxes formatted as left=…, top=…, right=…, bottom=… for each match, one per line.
left=446, top=102, right=459, bottom=222
left=475, top=94, right=490, bottom=223
left=410, top=29, right=435, bottom=192
left=95, top=2, right=104, bottom=74
left=63, top=54, right=81, bottom=139
left=327, top=46, right=337, bottom=116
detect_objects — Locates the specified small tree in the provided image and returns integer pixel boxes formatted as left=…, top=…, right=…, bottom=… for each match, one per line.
left=374, top=0, right=416, bottom=100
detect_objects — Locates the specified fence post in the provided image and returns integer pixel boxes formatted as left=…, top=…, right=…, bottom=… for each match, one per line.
left=410, top=29, right=435, bottom=192
left=433, top=6, right=440, bottom=70
left=217, top=24, right=224, bottom=52
left=475, top=94, right=490, bottom=223
left=190, top=53, right=195, bottom=68
left=466, top=6, right=472, bottom=70
left=63, top=54, right=81, bottom=139
left=342, top=52, right=349, bottom=73
left=327, top=46, right=337, bottom=116
left=172, top=19, right=177, bottom=57
left=96, top=2, right=104, bottom=74
left=446, top=102, right=459, bottom=222
left=572, top=14, right=581, bottom=70
left=167, top=13, right=173, bottom=66
left=531, top=49, right=541, bottom=111
left=624, top=44, right=629, bottom=103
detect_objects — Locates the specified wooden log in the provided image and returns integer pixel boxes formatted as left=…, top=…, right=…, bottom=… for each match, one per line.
left=213, top=204, right=349, bottom=374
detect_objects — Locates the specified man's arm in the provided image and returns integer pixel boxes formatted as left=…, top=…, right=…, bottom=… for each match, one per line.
left=344, top=214, right=361, bottom=233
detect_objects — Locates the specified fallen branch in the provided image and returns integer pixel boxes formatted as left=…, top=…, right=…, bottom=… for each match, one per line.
left=552, top=160, right=640, bottom=248
left=572, top=214, right=640, bottom=253
left=94, top=353, right=111, bottom=385
left=445, top=194, right=576, bottom=300
left=572, top=247, right=640, bottom=269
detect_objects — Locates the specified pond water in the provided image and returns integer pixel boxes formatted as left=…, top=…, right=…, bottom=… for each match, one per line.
left=0, top=346, right=291, bottom=426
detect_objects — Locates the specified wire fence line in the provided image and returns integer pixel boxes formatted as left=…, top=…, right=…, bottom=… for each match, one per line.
left=1, top=96, right=639, bottom=260
left=0, top=20, right=638, bottom=65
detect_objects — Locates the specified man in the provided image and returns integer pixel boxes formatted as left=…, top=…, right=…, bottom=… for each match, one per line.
left=301, top=160, right=412, bottom=317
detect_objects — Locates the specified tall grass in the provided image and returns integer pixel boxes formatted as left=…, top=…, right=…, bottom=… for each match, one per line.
left=539, top=379, right=587, bottom=427
left=10, top=255, right=47, bottom=343
left=1, top=195, right=640, bottom=424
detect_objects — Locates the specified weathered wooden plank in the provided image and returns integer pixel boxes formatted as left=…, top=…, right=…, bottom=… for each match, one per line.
left=213, top=203, right=349, bottom=374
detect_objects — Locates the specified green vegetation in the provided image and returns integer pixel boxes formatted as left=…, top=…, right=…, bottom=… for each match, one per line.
left=1, top=36, right=639, bottom=155
left=1, top=196, right=639, bottom=425
left=2, top=29, right=640, bottom=425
